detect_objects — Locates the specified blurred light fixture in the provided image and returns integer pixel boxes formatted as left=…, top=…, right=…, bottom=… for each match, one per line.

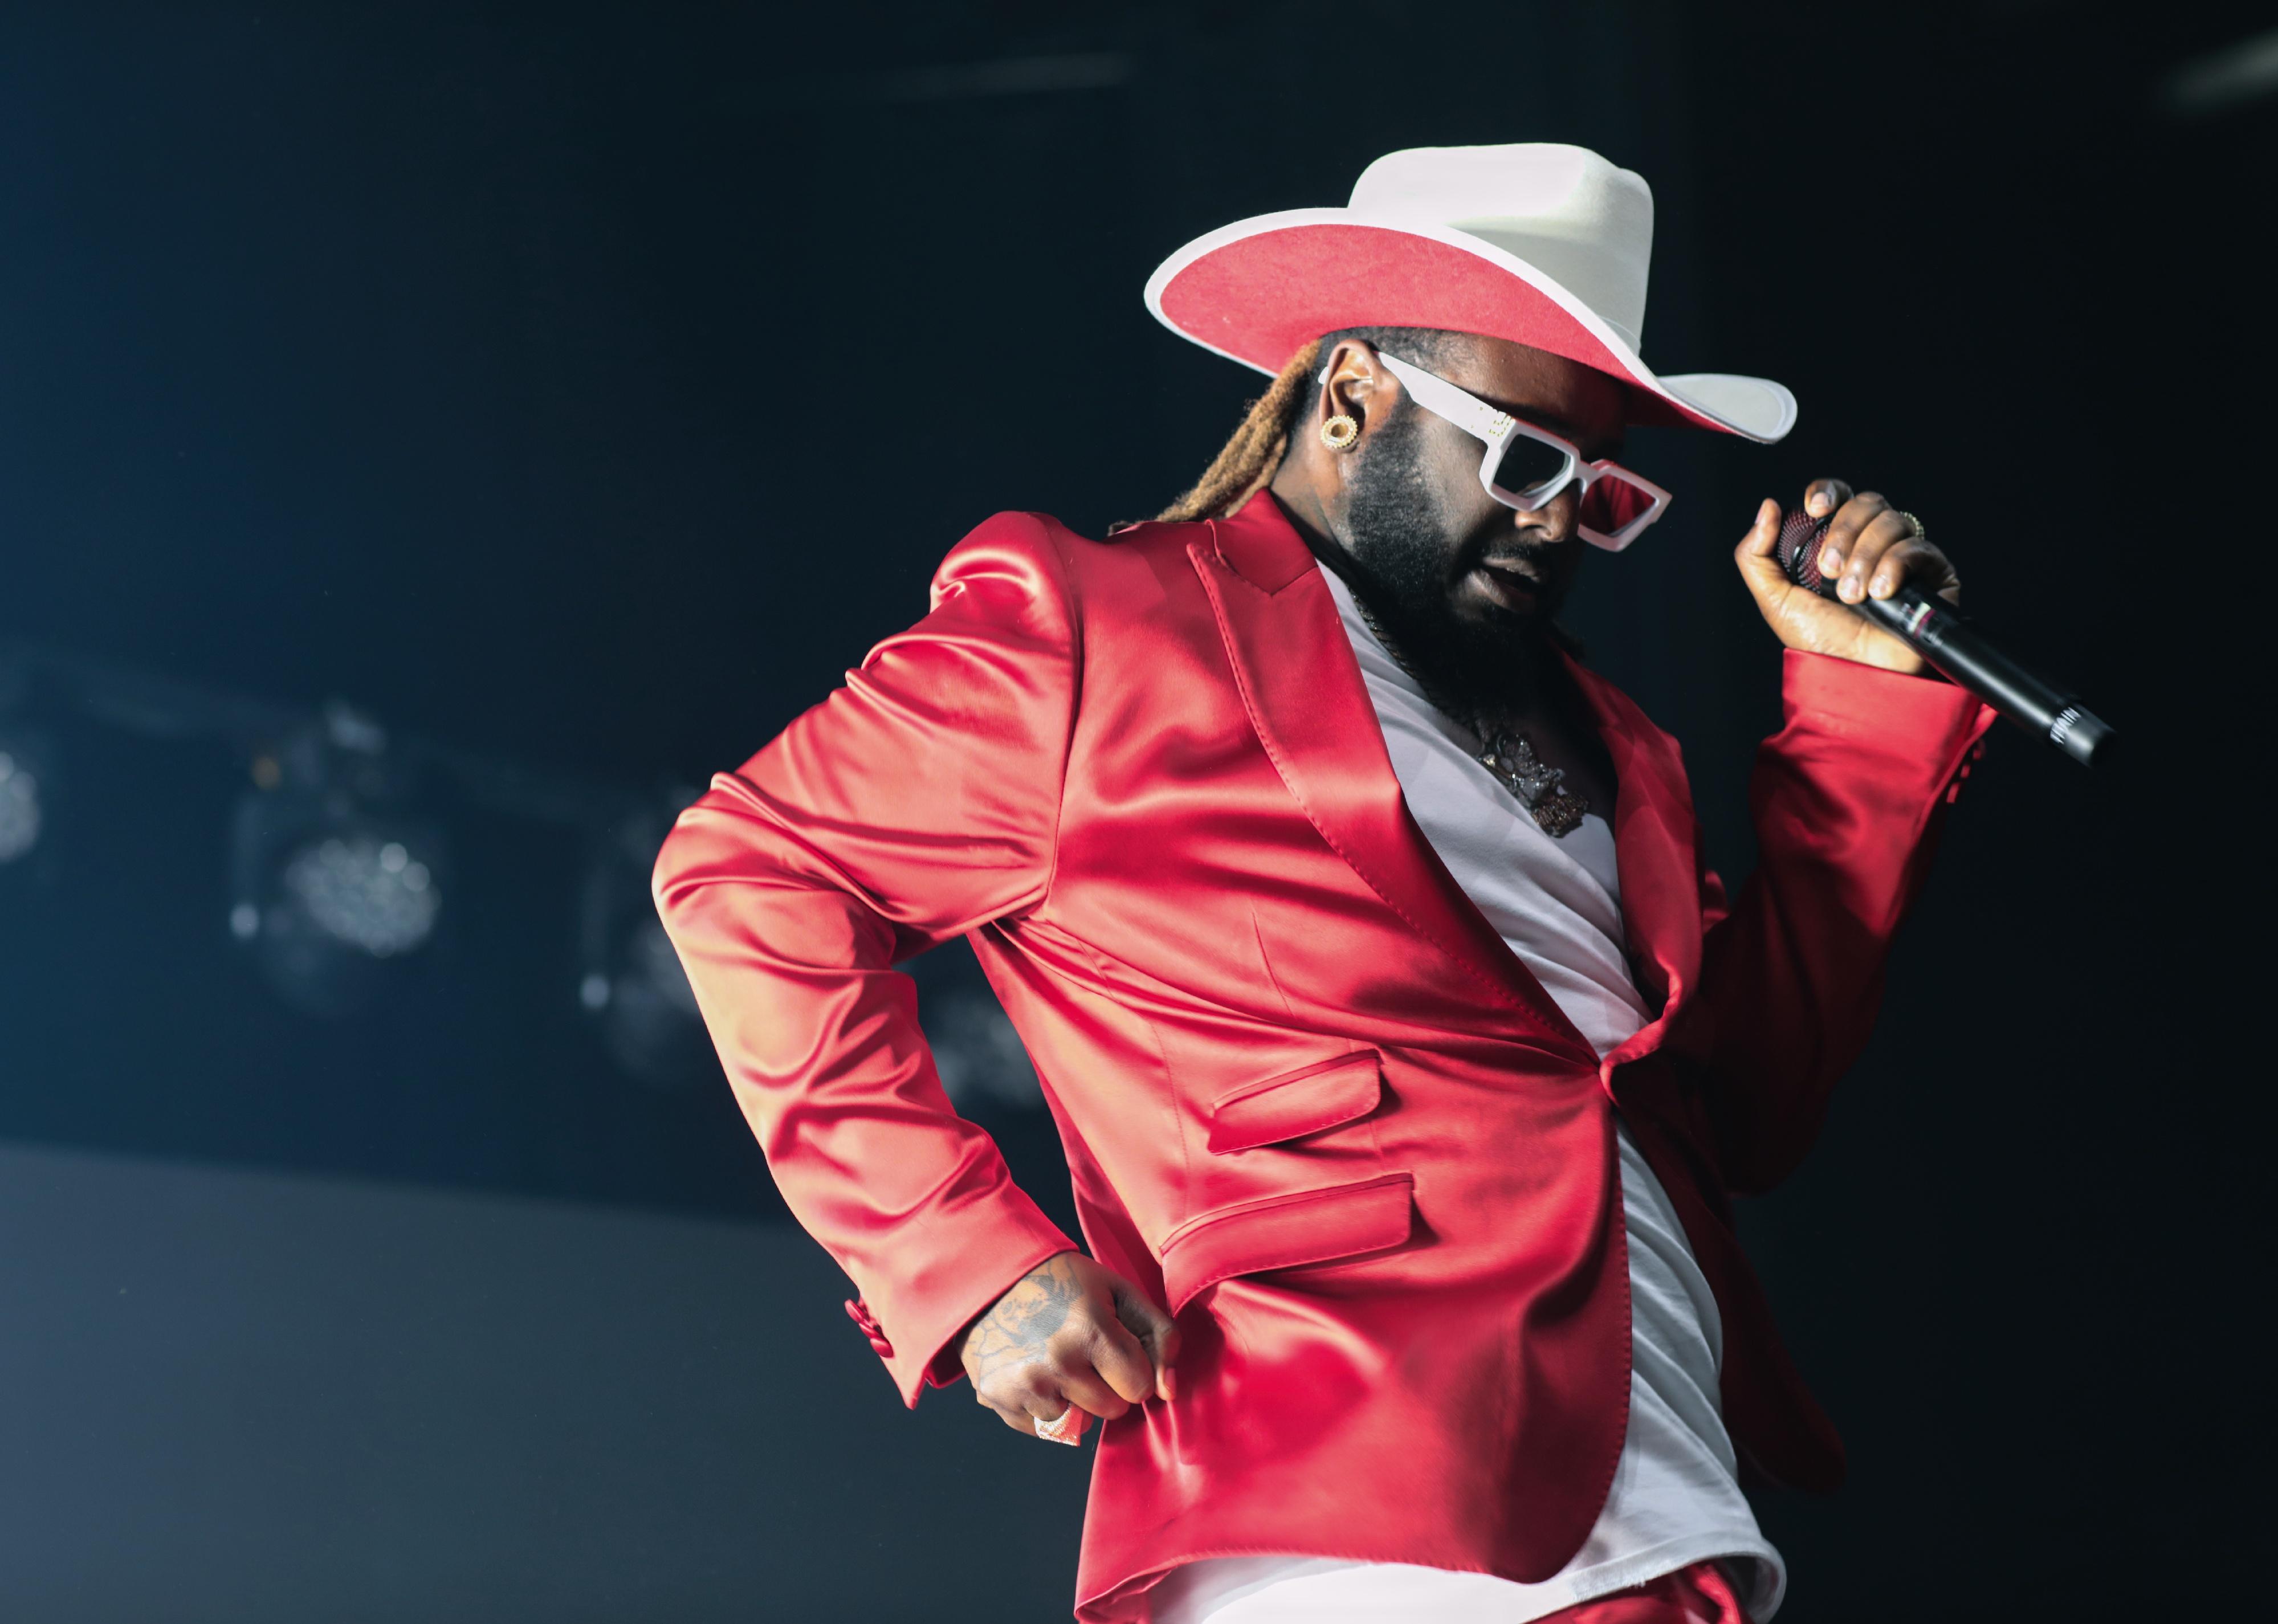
left=0, top=745, right=42, bottom=864
left=2159, top=27, right=2278, bottom=117
left=732, top=50, right=1135, bottom=113
left=277, top=834, right=439, bottom=955
left=231, top=703, right=447, bottom=1017
left=909, top=940, right=1044, bottom=1113
left=579, top=797, right=714, bottom=1088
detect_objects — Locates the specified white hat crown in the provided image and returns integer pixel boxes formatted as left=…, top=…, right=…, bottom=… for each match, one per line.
left=1349, top=144, right=1656, bottom=352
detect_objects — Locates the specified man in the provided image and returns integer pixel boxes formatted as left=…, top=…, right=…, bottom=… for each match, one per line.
left=654, top=145, right=1991, bottom=1623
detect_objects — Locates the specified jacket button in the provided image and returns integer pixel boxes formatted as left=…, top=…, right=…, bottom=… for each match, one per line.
left=843, top=1297, right=893, bottom=1358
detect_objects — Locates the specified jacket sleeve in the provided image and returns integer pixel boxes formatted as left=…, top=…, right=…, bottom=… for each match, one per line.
left=1673, top=648, right=1995, bottom=1195
left=651, top=512, right=1081, bottom=1405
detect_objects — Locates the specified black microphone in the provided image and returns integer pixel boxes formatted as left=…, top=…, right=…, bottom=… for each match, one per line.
left=1774, top=511, right=2114, bottom=768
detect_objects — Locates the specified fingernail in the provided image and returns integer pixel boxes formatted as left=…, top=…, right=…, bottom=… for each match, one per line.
left=1808, top=491, right=1828, bottom=516
left=1870, top=574, right=1892, bottom=598
left=1821, top=546, right=1841, bottom=574
left=1840, top=576, right=1863, bottom=602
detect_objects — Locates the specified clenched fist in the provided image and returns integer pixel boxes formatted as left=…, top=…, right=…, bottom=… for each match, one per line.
left=952, top=1251, right=1180, bottom=1443
left=1734, top=478, right=1962, bottom=676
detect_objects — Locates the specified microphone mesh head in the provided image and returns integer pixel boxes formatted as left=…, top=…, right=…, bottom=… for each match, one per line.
left=1773, top=509, right=1835, bottom=597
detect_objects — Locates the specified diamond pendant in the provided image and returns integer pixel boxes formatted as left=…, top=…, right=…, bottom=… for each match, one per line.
left=1478, top=729, right=1588, bottom=838
left=1529, top=786, right=1589, bottom=839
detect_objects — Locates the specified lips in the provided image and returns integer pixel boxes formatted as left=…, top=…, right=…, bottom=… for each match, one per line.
left=1462, top=560, right=1547, bottom=614
left=1473, top=557, right=1545, bottom=591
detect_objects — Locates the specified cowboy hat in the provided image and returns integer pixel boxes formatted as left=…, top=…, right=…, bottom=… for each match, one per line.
left=1144, top=143, right=1796, bottom=443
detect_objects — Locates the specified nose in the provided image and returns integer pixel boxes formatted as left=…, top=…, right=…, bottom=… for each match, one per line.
left=1522, top=484, right=1584, bottom=544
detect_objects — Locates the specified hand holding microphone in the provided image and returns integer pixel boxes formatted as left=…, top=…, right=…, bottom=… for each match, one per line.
left=1735, top=480, right=2113, bottom=767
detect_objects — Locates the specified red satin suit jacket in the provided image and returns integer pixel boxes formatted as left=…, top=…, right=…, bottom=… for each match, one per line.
left=653, top=494, right=1994, bottom=1622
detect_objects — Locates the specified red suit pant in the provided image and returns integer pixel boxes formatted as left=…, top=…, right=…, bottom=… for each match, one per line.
left=1552, top=1561, right=1747, bottom=1623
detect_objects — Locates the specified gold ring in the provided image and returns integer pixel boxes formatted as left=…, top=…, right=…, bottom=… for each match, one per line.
left=1897, top=509, right=1927, bottom=544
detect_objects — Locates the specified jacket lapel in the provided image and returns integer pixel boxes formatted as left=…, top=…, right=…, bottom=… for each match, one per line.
left=1192, top=499, right=1595, bottom=1055
left=1562, top=658, right=1705, bottom=1034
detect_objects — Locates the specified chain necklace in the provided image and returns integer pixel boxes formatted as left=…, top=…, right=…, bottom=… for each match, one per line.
left=1351, top=594, right=1591, bottom=839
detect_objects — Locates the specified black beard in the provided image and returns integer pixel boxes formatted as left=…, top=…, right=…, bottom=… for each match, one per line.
left=1329, top=403, right=1556, bottom=722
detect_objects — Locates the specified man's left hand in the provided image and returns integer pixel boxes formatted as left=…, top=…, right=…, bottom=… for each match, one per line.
left=1734, top=479, right=1963, bottom=676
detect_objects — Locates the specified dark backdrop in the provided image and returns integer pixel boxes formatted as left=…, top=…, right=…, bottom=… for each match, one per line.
left=1, top=2, right=2268, bottom=1618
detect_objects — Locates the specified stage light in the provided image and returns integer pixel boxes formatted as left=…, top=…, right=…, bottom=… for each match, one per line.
left=580, top=799, right=714, bottom=1088
left=2160, top=28, right=2278, bottom=118
left=909, top=940, right=1043, bottom=1112
left=0, top=748, right=40, bottom=864
left=230, top=706, right=446, bottom=1017
left=0, top=721, right=55, bottom=873
left=281, top=835, right=438, bottom=957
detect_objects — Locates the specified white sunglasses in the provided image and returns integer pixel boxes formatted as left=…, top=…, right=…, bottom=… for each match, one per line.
left=1340, top=351, right=1673, bottom=553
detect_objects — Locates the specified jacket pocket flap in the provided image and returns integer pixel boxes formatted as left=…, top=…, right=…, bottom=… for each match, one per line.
left=1207, top=1051, right=1382, bottom=1154
left=1158, top=1172, right=1414, bottom=1315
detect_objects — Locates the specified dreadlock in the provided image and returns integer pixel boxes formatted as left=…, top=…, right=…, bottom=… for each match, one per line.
left=1155, top=328, right=1462, bottom=523
left=1153, top=341, right=1319, bottom=524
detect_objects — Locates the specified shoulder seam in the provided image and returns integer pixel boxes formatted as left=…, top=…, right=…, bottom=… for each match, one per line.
left=1033, top=515, right=1082, bottom=920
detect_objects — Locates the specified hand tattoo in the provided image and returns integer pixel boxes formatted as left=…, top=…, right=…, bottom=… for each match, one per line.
left=960, top=1251, right=1084, bottom=1387
left=956, top=1250, right=1178, bottom=1438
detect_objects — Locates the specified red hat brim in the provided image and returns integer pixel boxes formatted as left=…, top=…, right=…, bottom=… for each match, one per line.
left=1146, top=211, right=1795, bottom=443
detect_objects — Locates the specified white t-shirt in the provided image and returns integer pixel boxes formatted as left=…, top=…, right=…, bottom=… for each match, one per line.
left=1148, top=568, right=1786, bottom=1624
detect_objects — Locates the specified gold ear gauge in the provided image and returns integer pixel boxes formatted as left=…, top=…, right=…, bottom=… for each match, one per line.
left=1321, top=414, right=1359, bottom=450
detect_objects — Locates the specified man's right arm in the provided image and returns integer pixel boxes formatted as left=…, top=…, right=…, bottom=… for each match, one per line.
left=652, top=513, right=1117, bottom=1410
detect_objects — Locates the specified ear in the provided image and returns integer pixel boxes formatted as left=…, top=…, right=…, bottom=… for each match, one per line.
left=1268, top=337, right=1406, bottom=524
left=1317, top=339, right=1400, bottom=446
